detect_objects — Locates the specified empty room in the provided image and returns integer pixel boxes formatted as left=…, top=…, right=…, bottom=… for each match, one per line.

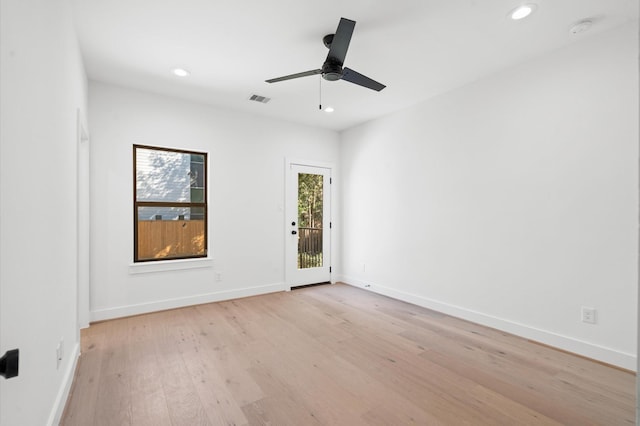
left=0, top=0, right=638, bottom=425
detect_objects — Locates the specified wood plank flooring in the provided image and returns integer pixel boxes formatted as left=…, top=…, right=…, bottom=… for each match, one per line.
left=61, top=283, right=635, bottom=425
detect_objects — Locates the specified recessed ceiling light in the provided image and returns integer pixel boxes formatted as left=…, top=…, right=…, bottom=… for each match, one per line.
left=172, top=68, right=190, bottom=77
left=509, top=4, right=537, bottom=20
left=324, top=106, right=335, bottom=113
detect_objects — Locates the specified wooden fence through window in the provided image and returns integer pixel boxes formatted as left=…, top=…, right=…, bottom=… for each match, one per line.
left=137, top=220, right=205, bottom=260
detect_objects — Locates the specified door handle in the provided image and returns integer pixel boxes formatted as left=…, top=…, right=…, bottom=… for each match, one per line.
left=291, top=230, right=297, bottom=235
left=0, top=349, right=19, bottom=379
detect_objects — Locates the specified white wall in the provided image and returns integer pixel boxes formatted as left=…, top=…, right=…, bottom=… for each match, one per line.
left=88, top=82, right=340, bottom=320
left=0, top=0, right=88, bottom=424
left=340, top=22, right=638, bottom=369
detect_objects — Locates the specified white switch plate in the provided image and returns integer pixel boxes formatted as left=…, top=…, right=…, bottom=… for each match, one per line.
left=581, top=306, right=597, bottom=324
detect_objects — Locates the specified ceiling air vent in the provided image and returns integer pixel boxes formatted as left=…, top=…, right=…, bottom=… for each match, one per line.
left=249, top=94, right=271, bottom=104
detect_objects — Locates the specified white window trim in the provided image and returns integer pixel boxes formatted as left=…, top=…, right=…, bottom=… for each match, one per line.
left=129, top=257, right=214, bottom=274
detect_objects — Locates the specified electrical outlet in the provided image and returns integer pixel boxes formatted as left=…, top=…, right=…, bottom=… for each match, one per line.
left=215, top=272, right=222, bottom=282
left=362, top=263, right=366, bottom=272
left=56, top=339, right=64, bottom=369
left=581, top=306, right=597, bottom=324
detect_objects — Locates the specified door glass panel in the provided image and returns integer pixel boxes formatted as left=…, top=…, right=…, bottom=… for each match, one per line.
left=298, top=173, right=323, bottom=269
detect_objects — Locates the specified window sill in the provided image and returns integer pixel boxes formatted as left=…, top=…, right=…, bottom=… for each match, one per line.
left=129, top=257, right=214, bottom=274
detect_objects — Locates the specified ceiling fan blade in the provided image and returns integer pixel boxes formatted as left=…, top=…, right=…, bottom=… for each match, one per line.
left=326, top=18, right=355, bottom=65
left=266, top=69, right=322, bottom=83
left=342, top=68, right=386, bottom=91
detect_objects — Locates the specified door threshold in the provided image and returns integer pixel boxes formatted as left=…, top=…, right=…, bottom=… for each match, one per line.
left=291, top=282, right=331, bottom=290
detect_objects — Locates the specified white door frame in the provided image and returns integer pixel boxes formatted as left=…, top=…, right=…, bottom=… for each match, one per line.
left=76, top=109, right=90, bottom=333
left=285, top=158, right=334, bottom=290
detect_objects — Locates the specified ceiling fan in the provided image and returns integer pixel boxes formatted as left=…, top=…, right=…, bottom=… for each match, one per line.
left=266, top=18, right=386, bottom=92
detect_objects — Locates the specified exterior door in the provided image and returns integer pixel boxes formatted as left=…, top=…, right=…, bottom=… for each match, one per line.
left=286, top=163, right=331, bottom=288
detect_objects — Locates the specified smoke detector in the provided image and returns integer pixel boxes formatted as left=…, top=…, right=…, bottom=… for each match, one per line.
left=570, top=20, right=593, bottom=35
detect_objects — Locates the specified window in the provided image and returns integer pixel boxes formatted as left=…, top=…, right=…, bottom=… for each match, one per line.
left=133, top=145, right=207, bottom=262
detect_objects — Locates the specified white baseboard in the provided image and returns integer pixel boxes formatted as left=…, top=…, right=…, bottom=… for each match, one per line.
left=47, top=342, right=80, bottom=426
left=341, top=276, right=636, bottom=371
left=90, top=282, right=286, bottom=322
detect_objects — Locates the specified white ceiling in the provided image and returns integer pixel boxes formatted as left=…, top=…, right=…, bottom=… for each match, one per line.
left=70, top=0, right=638, bottom=131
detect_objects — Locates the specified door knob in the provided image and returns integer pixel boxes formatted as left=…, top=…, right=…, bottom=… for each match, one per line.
left=0, top=349, right=19, bottom=379
left=291, top=230, right=297, bottom=235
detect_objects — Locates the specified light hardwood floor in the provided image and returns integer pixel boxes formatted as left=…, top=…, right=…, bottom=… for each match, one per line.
left=61, top=283, right=635, bottom=425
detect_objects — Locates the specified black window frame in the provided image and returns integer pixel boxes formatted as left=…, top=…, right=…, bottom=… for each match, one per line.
left=133, top=144, right=208, bottom=262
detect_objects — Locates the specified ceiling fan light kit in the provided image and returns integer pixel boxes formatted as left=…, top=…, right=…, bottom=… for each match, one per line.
left=266, top=17, right=386, bottom=92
